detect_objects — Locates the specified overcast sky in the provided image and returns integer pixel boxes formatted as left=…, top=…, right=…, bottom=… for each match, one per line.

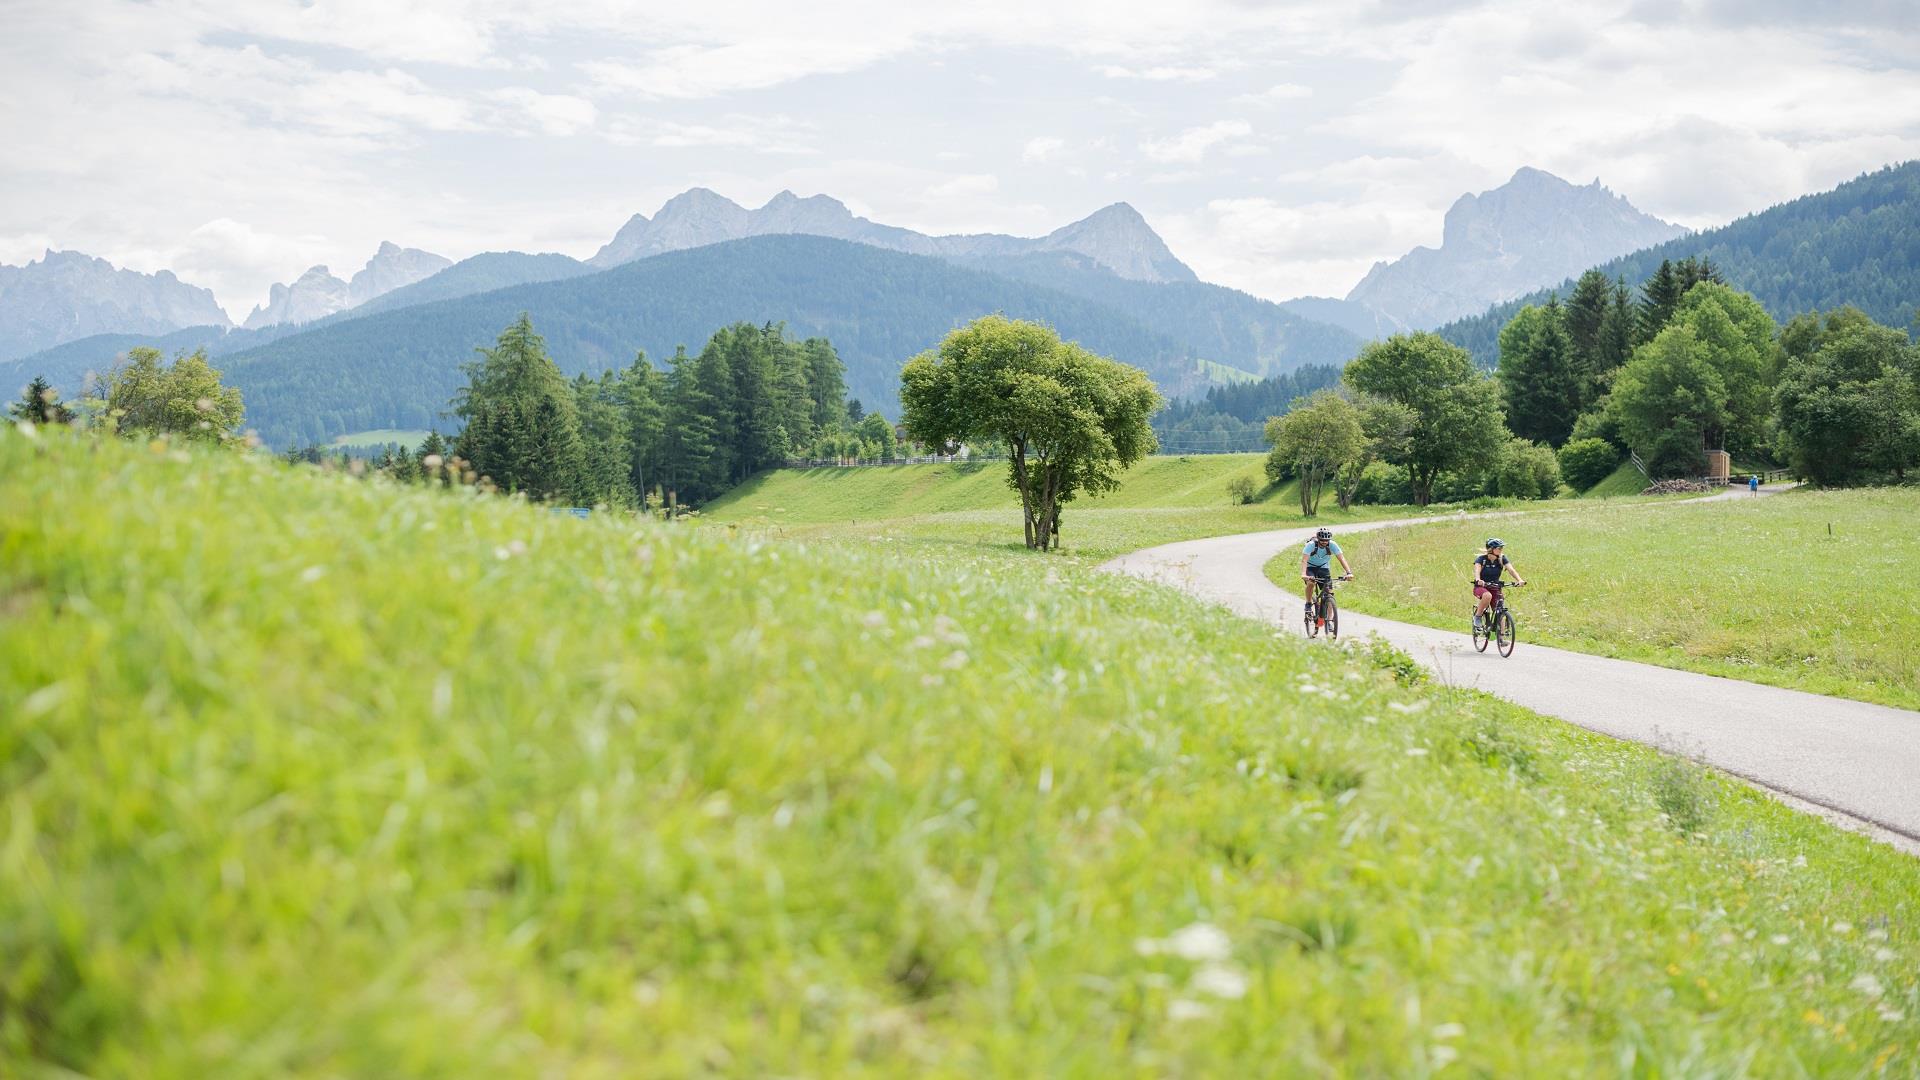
left=4, top=0, right=1918, bottom=318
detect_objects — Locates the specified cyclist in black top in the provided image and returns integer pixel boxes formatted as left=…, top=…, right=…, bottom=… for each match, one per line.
left=1471, top=538, right=1525, bottom=632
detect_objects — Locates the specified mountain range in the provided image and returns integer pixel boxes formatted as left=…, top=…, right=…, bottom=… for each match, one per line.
left=0, top=251, right=230, bottom=361
left=589, top=189, right=1199, bottom=284
left=243, top=242, right=452, bottom=328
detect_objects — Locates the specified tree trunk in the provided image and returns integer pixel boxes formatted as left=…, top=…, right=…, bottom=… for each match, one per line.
left=1010, top=440, right=1036, bottom=549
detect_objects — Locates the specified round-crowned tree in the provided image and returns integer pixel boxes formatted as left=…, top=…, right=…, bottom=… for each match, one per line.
left=901, top=316, right=1161, bottom=551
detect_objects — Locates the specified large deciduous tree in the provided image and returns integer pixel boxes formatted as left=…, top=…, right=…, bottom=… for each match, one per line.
left=1343, top=332, right=1504, bottom=506
left=1265, top=390, right=1366, bottom=516
left=1773, top=307, right=1920, bottom=485
left=901, top=315, right=1161, bottom=550
left=103, top=347, right=244, bottom=442
left=1608, top=283, right=1779, bottom=475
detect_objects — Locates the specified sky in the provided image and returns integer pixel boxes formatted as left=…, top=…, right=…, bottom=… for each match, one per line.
left=3, top=0, right=1918, bottom=319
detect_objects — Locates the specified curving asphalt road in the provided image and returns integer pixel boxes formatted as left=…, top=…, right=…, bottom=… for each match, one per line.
left=1101, top=488, right=1920, bottom=852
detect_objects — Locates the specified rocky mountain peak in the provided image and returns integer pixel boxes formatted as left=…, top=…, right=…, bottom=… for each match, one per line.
left=1345, top=167, right=1687, bottom=329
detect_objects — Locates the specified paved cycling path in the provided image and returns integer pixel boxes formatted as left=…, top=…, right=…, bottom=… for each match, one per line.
left=1101, top=489, right=1920, bottom=851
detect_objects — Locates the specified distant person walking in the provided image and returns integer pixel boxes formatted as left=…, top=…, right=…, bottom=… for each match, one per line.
left=1749, top=474, right=1760, bottom=496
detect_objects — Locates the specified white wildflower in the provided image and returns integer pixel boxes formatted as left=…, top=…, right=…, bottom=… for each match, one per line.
left=1432, top=1023, right=1465, bottom=1039
left=1192, top=964, right=1248, bottom=999
left=940, top=650, right=969, bottom=670
left=1167, top=922, right=1231, bottom=962
left=862, top=610, right=887, bottom=628
left=1167, top=998, right=1213, bottom=1022
left=1851, top=973, right=1884, bottom=998
left=1387, top=700, right=1428, bottom=714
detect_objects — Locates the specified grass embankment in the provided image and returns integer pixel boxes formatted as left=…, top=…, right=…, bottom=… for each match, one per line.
left=708, top=455, right=1502, bottom=562
left=1579, top=460, right=1651, bottom=499
left=1306, top=488, right=1920, bottom=710
left=4, top=429, right=1918, bottom=1075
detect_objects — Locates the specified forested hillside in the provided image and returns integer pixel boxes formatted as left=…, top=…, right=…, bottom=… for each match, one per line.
left=1152, top=365, right=1345, bottom=452
left=1439, top=161, right=1920, bottom=363
left=950, top=251, right=1362, bottom=376
left=215, top=236, right=1202, bottom=447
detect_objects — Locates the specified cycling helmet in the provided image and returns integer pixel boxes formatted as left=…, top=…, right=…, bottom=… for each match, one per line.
left=1485, top=537, right=1504, bottom=549
left=1314, top=528, right=1333, bottom=541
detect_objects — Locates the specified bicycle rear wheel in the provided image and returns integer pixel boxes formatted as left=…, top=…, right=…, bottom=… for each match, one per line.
left=1495, top=609, right=1515, bottom=657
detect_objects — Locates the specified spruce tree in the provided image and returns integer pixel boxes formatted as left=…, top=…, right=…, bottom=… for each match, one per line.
left=1497, top=298, right=1581, bottom=447
left=10, top=375, right=74, bottom=425
left=802, top=338, right=848, bottom=434
left=451, top=315, right=588, bottom=502
left=1563, top=270, right=1612, bottom=398
left=1637, top=259, right=1683, bottom=343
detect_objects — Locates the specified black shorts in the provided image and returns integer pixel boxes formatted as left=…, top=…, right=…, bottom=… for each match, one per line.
left=1307, top=565, right=1332, bottom=582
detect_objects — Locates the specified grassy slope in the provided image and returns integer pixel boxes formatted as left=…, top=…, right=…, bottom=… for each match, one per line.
left=4, top=429, right=1918, bottom=1076
left=706, top=453, right=1275, bottom=521
left=707, top=456, right=1521, bottom=564
left=1298, top=488, right=1920, bottom=710
left=1579, top=460, right=1650, bottom=499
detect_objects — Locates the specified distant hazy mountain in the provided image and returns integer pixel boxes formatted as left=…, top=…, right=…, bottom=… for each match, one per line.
left=1346, top=167, right=1687, bottom=329
left=0, top=250, right=230, bottom=361
left=215, top=235, right=1223, bottom=447
left=948, top=250, right=1360, bottom=377
left=1274, top=296, right=1408, bottom=342
left=244, top=242, right=450, bottom=329
left=347, top=251, right=589, bottom=319
left=589, top=189, right=1199, bottom=284
left=1438, top=160, right=1920, bottom=364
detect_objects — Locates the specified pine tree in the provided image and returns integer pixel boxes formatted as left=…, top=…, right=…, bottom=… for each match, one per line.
left=1601, top=277, right=1636, bottom=376
left=1637, top=259, right=1683, bottom=343
left=664, top=346, right=722, bottom=501
left=451, top=315, right=588, bottom=502
left=802, top=338, right=848, bottom=434
left=615, top=354, right=667, bottom=500
left=1563, top=270, right=1612, bottom=396
left=1497, top=298, right=1582, bottom=447
left=10, top=375, right=74, bottom=425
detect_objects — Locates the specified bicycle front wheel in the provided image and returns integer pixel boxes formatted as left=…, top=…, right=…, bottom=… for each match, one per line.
left=1325, top=595, right=1339, bottom=639
left=1472, top=610, right=1490, bottom=652
left=1305, top=599, right=1321, bottom=638
left=1495, top=609, right=1516, bottom=657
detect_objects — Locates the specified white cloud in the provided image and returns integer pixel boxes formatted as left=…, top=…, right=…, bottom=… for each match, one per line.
left=1022, top=136, right=1067, bottom=163
left=581, top=37, right=908, bottom=100
left=923, top=174, right=1000, bottom=201
left=1235, top=82, right=1313, bottom=104
left=488, top=88, right=597, bottom=136
left=1095, top=63, right=1222, bottom=82
left=611, top=114, right=819, bottom=155
left=1140, top=120, right=1253, bottom=164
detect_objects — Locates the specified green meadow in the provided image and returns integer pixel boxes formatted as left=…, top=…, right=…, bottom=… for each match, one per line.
left=1309, top=487, right=1920, bottom=710
left=3, top=428, right=1918, bottom=1075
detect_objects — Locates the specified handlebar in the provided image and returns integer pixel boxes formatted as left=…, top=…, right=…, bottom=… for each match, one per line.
left=1471, top=579, right=1525, bottom=588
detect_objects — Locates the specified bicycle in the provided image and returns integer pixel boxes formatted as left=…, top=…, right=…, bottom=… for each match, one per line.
left=1471, top=579, right=1524, bottom=657
left=1304, top=574, right=1352, bottom=639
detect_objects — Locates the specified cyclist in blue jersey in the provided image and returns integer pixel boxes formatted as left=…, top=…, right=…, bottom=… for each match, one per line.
left=1299, top=527, right=1354, bottom=618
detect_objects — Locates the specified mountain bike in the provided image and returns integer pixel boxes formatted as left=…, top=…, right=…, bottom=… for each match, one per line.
left=1471, top=580, right=1523, bottom=657
left=1304, top=574, right=1352, bottom=639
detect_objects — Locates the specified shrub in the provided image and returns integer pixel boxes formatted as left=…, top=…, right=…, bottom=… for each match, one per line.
left=1226, top=475, right=1257, bottom=505
left=1351, top=461, right=1411, bottom=505
left=1558, top=437, right=1622, bottom=491
left=1490, top=438, right=1562, bottom=500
